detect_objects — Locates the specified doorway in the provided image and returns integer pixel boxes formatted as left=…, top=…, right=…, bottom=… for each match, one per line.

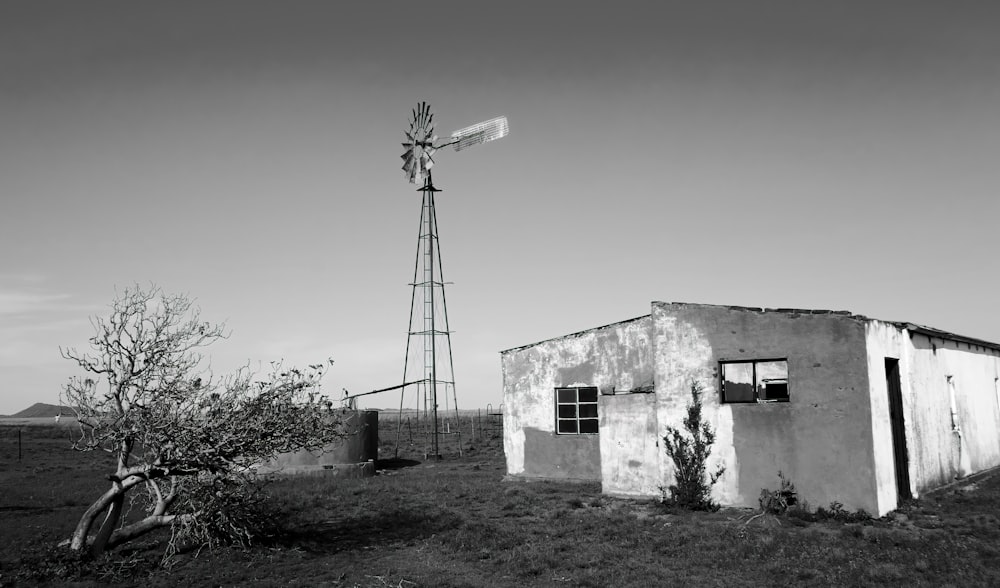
left=885, top=358, right=911, bottom=501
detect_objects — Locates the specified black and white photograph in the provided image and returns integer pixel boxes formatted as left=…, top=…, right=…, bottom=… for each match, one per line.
left=2, top=1, right=999, bottom=585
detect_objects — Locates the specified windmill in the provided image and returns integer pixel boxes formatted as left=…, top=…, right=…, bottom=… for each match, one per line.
left=396, top=102, right=508, bottom=458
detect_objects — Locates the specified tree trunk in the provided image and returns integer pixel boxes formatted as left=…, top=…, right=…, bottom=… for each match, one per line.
left=107, top=513, right=188, bottom=550
left=90, top=490, right=125, bottom=556
left=69, top=485, right=121, bottom=551
left=69, top=474, right=147, bottom=551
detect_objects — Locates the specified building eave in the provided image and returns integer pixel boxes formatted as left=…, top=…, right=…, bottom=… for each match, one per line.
left=499, top=314, right=651, bottom=355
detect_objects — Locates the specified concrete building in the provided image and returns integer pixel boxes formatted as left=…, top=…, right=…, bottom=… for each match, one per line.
left=501, top=302, right=1000, bottom=516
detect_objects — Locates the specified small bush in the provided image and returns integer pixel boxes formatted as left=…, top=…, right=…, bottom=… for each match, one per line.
left=661, top=382, right=725, bottom=511
left=816, top=501, right=871, bottom=523
left=759, top=471, right=798, bottom=514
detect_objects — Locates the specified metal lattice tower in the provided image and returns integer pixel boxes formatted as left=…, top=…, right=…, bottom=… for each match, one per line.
left=394, top=102, right=508, bottom=458
left=397, top=171, right=458, bottom=459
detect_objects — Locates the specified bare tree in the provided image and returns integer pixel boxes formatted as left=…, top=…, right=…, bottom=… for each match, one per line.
left=61, top=285, right=346, bottom=558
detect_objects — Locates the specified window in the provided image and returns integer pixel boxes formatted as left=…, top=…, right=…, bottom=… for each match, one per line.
left=556, top=386, right=599, bottom=434
left=721, top=359, right=789, bottom=403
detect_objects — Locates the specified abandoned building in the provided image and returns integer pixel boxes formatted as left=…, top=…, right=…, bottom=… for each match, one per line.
left=501, top=302, right=1000, bottom=516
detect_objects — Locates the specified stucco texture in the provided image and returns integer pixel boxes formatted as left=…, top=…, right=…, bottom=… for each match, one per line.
left=652, top=303, right=878, bottom=514
left=502, top=301, right=1000, bottom=518
left=501, top=316, right=652, bottom=481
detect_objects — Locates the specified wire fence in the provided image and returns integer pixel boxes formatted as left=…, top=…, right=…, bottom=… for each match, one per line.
left=0, top=420, right=78, bottom=463
left=383, top=408, right=503, bottom=459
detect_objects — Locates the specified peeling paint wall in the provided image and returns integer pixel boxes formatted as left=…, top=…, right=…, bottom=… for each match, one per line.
left=864, top=321, right=911, bottom=515
left=869, top=326, right=1000, bottom=500
left=504, top=301, right=1000, bottom=517
left=652, top=303, right=878, bottom=514
left=600, top=392, right=660, bottom=496
left=501, top=316, right=653, bottom=481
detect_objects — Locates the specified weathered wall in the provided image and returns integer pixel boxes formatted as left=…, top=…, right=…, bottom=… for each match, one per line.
left=652, top=303, right=879, bottom=513
left=502, top=316, right=653, bottom=481
left=599, top=392, right=660, bottom=496
left=899, top=331, right=1000, bottom=494
left=863, top=321, right=912, bottom=515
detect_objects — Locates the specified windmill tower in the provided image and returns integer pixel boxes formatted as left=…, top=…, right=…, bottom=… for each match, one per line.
left=396, top=102, right=508, bottom=458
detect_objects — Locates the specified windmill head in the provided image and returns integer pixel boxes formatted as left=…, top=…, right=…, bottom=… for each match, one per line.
left=400, top=103, right=509, bottom=184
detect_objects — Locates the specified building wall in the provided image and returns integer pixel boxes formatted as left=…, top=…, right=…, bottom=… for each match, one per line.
left=651, top=303, right=880, bottom=514
left=501, top=316, right=653, bottom=481
left=863, top=320, right=913, bottom=515
left=503, top=301, right=1000, bottom=516
left=868, top=326, right=1000, bottom=500
left=599, top=392, right=660, bottom=496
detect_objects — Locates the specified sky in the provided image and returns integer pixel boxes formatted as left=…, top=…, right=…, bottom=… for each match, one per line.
left=2, top=1, right=999, bottom=415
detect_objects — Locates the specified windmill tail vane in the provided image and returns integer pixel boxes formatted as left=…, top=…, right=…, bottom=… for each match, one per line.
left=450, top=116, right=509, bottom=152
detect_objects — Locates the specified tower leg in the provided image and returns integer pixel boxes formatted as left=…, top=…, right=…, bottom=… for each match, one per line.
left=397, top=172, right=457, bottom=460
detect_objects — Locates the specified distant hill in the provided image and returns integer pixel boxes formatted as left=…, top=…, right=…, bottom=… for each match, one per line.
left=3, top=403, right=77, bottom=418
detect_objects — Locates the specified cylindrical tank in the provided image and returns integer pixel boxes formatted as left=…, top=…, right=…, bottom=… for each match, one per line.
left=257, top=409, right=378, bottom=477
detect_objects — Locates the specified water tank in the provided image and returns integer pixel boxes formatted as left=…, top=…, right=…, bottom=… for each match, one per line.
left=257, top=409, right=378, bottom=477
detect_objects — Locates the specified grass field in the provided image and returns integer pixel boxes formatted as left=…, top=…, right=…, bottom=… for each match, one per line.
left=2, top=421, right=1000, bottom=587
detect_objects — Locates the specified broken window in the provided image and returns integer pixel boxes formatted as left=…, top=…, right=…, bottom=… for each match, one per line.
left=721, top=359, right=789, bottom=403
left=555, top=386, right=599, bottom=434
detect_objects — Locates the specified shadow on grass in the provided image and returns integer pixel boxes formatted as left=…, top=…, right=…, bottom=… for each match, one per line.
left=375, top=457, right=421, bottom=470
left=271, top=505, right=463, bottom=555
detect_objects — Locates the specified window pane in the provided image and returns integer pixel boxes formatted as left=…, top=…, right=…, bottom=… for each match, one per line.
left=578, top=387, right=598, bottom=403
left=558, top=405, right=577, bottom=418
left=558, top=419, right=578, bottom=434
left=756, top=361, right=788, bottom=383
left=760, top=380, right=788, bottom=400
left=757, top=361, right=789, bottom=401
left=722, top=362, right=755, bottom=402
left=579, top=419, right=599, bottom=434
left=579, top=404, right=598, bottom=418
left=557, top=388, right=576, bottom=404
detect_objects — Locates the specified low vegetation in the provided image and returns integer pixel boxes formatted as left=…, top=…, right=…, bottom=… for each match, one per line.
left=4, top=422, right=1000, bottom=587
left=58, top=285, right=347, bottom=559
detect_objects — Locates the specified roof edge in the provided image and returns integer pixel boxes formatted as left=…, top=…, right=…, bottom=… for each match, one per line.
left=892, top=322, right=1000, bottom=353
left=499, top=314, right=651, bottom=355
left=500, top=301, right=1000, bottom=356
left=652, top=300, right=868, bottom=319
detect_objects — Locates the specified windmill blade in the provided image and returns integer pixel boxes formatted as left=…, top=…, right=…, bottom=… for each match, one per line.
left=416, top=102, right=429, bottom=128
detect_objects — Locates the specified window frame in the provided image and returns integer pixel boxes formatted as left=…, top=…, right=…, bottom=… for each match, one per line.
left=554, top=386, right=599, bottom=434
left=720, top=358, right=790, bottom=404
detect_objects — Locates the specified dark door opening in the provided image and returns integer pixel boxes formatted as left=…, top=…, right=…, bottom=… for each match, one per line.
left=885, top=358, right=911, bottom=501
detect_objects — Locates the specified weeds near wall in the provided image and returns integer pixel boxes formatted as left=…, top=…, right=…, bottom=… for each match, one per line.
left=661, top=381, right=725, bottom=511
left=816, top=501, right=872, bottom=523
left=753, top=470, right=872, bottom=525
left=759, top=471, right=798, bottom=514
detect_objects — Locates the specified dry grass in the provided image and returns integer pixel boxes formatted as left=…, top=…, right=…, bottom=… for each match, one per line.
left=3, top=422, right=1000, bottom=587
